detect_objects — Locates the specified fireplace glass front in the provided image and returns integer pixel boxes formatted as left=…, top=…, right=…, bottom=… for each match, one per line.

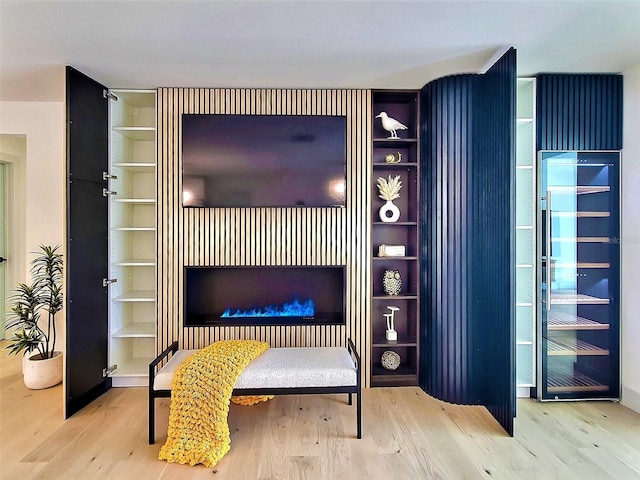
left=184, top=266, right=345, bottom=327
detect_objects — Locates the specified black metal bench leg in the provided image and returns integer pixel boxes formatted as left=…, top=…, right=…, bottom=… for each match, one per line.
left=149, top=394, right=155, bottom=445
left=348, top=393, right=352, bottom=405
left=357, top=391, right=362, bottom=439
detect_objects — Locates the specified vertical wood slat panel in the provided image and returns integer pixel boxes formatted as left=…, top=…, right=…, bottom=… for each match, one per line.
left=157, top=88, right=371, bottom=385
left=536, top=73, right=623, bottom=151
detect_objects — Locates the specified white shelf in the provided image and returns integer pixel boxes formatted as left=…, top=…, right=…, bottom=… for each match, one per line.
left=112, top=258, right=156, bottom=267
left=111, top=322, right=156, bottom=338
left=112, top=226, right=156, bottom=232
left=112, top=127, right=155, bottom=140
left=113, top=290, right=156, bottom=302
left=112, top=162, right=156, bottom=173
left=113, top=198, right=155, bottom=204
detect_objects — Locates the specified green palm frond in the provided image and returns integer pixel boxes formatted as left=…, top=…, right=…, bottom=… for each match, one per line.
left=4, top=245, right=63, bottom=357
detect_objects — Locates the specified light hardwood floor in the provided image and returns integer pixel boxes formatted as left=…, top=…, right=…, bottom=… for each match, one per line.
left=1, top=345, right=639, bottom=480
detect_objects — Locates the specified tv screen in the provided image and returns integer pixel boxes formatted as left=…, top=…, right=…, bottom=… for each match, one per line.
left=182, top=114, right=347, bottom=207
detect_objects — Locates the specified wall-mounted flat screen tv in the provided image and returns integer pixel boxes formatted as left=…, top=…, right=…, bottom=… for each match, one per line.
left=182, top=114, right=347, bottom=207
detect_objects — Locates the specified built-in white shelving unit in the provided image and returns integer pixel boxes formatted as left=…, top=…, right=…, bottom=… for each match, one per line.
left=108, top=90, right=157, bottom=387
left=515, top=78, right=536, bottom=396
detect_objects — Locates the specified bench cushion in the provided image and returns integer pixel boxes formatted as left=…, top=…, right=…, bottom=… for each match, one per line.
left=235, top=347, right=357, bottom=389
left=153, top=350, right=198, bottom=391
left=153, top=347, right=356, bottom=391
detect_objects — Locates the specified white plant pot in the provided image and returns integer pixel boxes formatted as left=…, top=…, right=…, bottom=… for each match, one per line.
left=379, top=200, right=400, bottom=223
left=23, top=351, right=63, bottom=390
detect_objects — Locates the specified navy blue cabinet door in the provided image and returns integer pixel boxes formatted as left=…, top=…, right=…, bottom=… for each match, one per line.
left=65, top=66, right=110, bottom=417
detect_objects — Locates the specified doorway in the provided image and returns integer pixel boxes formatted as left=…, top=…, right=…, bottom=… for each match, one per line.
left=0, top=135, right=27, bottom=341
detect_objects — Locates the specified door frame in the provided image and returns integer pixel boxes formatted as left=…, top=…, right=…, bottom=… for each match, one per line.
left=0, top=136, right=28, bottom=340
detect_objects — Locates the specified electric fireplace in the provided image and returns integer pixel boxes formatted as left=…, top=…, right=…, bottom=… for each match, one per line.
left=184, top=266, right=345, bottom=327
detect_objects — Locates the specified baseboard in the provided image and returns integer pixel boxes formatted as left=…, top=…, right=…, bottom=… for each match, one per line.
left=621, top=386, right=640, bottom=414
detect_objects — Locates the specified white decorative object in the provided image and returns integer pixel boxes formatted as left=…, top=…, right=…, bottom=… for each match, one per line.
left=23, top=351, right=63, bottom=389
left=381, top=350, right=401, bottom=370
left=378, top=244, right=406, bottom=257
left=385, top=305, right=400, bottom=341
left=383, top=269, right=402, bottom=296
left=375, top=112, right=408, bottom=139
left=377, top=175, right=403, bottom=223
left=379, top=201, right=400, bottom=222
left=384, top=152, right=402, bottom=163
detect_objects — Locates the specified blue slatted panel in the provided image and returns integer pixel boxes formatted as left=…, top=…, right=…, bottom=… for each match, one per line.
left=420, top=48, right=516, bottom=435
left=420, top=74, right=476, bottom=404
left=472, top=48, right=516, bottom=435
left=536, top=74, right=622, bottom=151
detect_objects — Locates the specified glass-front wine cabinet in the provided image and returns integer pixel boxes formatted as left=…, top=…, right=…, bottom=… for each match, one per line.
left=537, top=151, right=620, bottom=400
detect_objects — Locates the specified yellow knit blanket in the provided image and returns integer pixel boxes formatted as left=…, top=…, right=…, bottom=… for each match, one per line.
left=158, top=340, right=272, bottom=467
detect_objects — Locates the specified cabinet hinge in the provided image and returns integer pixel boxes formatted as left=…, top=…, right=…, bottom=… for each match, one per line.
left=103, top=278, right=117, bottom=288
left=103, top=187, right=117, bottom=197
left=103, top=171, right=118, bottom=181
left=103, top=90, right=118, bottom=101
left=103, top=365, right=118, bottom=377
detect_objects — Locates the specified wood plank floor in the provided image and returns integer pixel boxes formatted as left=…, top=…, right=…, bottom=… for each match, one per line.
left=1, top=346, right=639, bottom=480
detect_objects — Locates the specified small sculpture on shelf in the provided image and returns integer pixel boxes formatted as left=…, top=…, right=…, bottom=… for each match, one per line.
left=385, top=305, right=400, bottom=341
left=381, top=350, right=401, bottom=370
left=375, top=112, right=408, bottom=139
left=383, top=269, right=402, bottom=296
left=384, top=152, right=402, bottom=164
left=377, top=174, right=402, bottom=223
left=378, top=244, right=406, bottom=257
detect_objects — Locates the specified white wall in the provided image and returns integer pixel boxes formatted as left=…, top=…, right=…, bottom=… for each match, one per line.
left=0, top=101, right=65, bottom=351
left=622, top=64, right=640, bottom=414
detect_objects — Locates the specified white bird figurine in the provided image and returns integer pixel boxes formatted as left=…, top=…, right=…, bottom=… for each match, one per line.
left=375, top=112, right=408, bottom=139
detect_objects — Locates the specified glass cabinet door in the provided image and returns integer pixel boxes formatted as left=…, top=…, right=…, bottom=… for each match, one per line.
left=538, top=151, right=620, bottom=400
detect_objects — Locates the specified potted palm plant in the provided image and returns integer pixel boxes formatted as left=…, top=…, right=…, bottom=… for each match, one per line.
left=5, top=245, right=63, bottom=389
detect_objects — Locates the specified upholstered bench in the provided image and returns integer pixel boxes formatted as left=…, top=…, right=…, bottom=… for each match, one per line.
left=149, top=339, right=361, bottom=444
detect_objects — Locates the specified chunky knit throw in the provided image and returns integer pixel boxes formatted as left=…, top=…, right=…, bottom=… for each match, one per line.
left=158, top=340, right=271, bottom=467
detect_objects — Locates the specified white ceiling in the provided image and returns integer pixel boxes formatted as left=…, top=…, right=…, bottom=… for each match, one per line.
left=2, top=0, right=640, bottom=101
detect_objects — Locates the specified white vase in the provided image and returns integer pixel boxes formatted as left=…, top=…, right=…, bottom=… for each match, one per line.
left=23, top=351, right=63, bottom=390
left=379, top=200, right=400, bottom=222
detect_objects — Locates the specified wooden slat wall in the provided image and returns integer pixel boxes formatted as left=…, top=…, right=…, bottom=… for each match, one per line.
left=156, top=88, right=372, bottom=386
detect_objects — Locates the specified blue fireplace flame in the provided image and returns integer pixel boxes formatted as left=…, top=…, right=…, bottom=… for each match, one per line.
left=221, top=298, right=316, bottom=318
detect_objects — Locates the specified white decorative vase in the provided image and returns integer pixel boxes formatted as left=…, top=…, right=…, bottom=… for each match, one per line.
left=23, top=351, right=63, bottom=390
left=379, top=200, right=400, bottom=223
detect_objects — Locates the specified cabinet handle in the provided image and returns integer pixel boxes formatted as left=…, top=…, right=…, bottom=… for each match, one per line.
left=545, top=190, right=552, bottom=311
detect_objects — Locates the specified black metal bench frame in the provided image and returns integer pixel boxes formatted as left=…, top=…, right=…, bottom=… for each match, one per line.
left=149, top=339, right=362, bottom=444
